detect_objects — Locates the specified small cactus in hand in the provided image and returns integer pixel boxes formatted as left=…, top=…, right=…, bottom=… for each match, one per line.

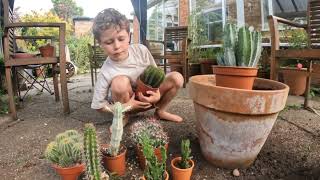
left=84, top=123, right=105, bottom=180
left=108, top=102, right=130, bottom=156
left=140, top=65, right=165, bottom=88
left=178, top=139, right=192, bottom=169
left=44, top=130, right=82, bottom=168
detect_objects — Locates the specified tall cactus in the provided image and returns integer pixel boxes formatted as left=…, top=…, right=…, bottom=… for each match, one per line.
left=45, top=130, right=82, bottom=168
left=217, top=23, right=262, bottom=67
left=140, top=65, right=165, bottom=88
left=84, top=123, right=103, bottom=180
left=108, top=102, right=131, bottom=156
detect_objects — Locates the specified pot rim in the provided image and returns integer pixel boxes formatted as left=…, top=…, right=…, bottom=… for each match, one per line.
left=171, top=157, right=195, bottom=171
left=100, top=143, right=127, bottom=159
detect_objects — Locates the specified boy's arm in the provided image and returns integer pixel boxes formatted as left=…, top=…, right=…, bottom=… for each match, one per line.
left=91, top=71, right=112, bottom=112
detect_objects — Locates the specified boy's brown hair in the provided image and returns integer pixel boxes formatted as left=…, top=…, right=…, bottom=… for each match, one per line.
left=92, top=8, right=130, bottom=42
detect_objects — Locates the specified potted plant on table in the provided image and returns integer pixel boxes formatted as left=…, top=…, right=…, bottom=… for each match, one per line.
left=130, top=117, right=169, bottom=169
left=140, top=134, right=169, bottom=180
left=83, top=123, right=109, bottom=180
left=100, top=102, right=130, bottom=176
left=39, top=43, right=55, bottom=57
left=170, top=139, right=194, bottom=180
left=198, top=48, right=219, bottom=75
left=44, top=130, right=85, bottom=180
left=214, top=23, right=262, bottom=90
left=136, top=65, right=165, bottom=97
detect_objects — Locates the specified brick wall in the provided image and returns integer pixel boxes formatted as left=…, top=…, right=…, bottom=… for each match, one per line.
left=133, top=16, right=140, bottom=44
left=74, top=20, right=93, bottom=37
left=244, top=0, right=262, bottom=30
left=179, top=0, right=189, bottom=26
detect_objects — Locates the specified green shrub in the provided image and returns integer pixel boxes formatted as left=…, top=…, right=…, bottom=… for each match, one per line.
left=67, top=35, right=93, bottom=74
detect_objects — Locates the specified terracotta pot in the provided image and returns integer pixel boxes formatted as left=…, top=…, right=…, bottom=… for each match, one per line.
left=52, top=163, right=85, bottom=180
left=136, top=143, right=169, bottom=170
left=140, top=170, right=169, bottom=180
left=212, top=66, right=258, bottom=90
left=101, top=144, right=127, bottom=176
left=171, top=157, right=194, bottom=180
left=281, top=68, right=307, bottom=96
left=39, top=44, right=55, bottom=57
left=13, top=53, right=35, bottom=58
left=135, top=78, right=159, bottom=97
left=199, top=58, right=216, bottom=74
left=189, top=75, right=289, bottom=169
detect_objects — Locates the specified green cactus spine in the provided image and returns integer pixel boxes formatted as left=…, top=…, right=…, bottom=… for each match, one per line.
left=141, top=65, right=165, bottom=88
left=84, top=123, right=102, bottom=180
left=109, top=102, right=130, bottom=156
left=45, top=130, right=82, bottom=168
left=218, top=23, right=262, bottom=67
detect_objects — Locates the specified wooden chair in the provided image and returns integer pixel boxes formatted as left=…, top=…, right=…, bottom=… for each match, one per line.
left=2, top=0, right=69, bottom=119
left=164, top=26, right=189, bottom=88
left=144, top=39, right=167, bottom=72
left=88, top=41, right=107, bottom=87
left=268, top=0, right=320, bottom=108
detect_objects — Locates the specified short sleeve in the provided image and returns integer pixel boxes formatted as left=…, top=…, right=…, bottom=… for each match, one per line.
left=91, top=71, right=110, bottom=109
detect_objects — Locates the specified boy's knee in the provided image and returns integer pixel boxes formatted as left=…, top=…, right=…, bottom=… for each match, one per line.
left=111, top=75, right=131, bottom=94
left=167, top=72, right=184, bottom=88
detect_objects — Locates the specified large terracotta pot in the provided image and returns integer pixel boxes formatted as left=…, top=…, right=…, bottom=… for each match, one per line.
left=171, top=157, right=194, bottom=180
left=52, top=163, right=85, bottom=180
left=212, top=66, right=258, bottom=90
left=140, top=170, right=169, bottom=180
left=281, top=68, right=307, bottom=96
left=199, top=58, right=216, bottom=74
left=189, top=75, right=289, bottom=169
left=101, top=144, right=127, bottom=176
left=136, top=143, right=169, bottom=170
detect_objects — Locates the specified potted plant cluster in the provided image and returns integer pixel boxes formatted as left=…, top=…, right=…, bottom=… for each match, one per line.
left=140, top=134, right=169, bottom=180
left=130, top=117, right=169, bottom=169
left=136, top=65, right=165, bottom=97
left=170, top=139, right=194, bottom=180
left=198, top=48, right=219, bottom=75
left=100, top=102, right=130, bottom=176
left=44, top=130, right=85, bottom=180
left=214, top=23, right=262, bottom=90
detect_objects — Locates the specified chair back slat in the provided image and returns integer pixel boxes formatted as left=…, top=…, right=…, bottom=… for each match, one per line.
left=308, top=0, right=320, bottom=47
left=164, top=26, right=188, bottom=42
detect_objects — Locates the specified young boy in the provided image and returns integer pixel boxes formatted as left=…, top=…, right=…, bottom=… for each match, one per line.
left=91, top=8, right=183, bottom=123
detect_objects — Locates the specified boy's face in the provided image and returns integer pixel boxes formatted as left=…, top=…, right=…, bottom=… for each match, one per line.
left=99, top=27, right=130, bottom=62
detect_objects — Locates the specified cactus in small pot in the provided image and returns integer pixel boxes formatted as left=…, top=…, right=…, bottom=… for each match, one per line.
left=45, top=130, right=85, bottom=180
left=84, top=123, right=109, bottom=180
left=217, top=23, right=262, bottom=67
left=171, top=139, right=194, bottom=180
left=140, top=65, right=165, bottom=88
left=178, top=139, right=192, bottom=169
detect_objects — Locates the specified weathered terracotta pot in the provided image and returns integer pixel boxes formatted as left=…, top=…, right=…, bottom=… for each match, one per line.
left=52, top=163, right=85, bottom=180
left=140, top=170, right=169, bottom=180
left=136, top=143, right=169, bottom=170
left=39, top=44, right=55, bottom=57
left=212, top=66, right=258, bottom=90
left=171, top=157, right=194, bottom=180
left=101, top=144, right=127, bottom=176
left=136, top=78, right=158, bottom=98
left=281, top=68, right=307, bottom=96
left=189, top=75, right=289, bottom=169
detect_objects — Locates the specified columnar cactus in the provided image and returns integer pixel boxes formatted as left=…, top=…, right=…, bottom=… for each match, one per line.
left=179, top=139, right=192, bottom=169
left=140, top=65, right=165, bottom=88
left=217, top=23, right=262, bottom=67
left=107, top=102, right=130, bottom=156
left=44, top=130, right=82, bottom=168
left=84, top=123, right=103, bottom=180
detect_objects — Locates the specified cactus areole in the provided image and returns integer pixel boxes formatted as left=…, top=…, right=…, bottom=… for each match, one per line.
left=213, top=23, right=263, bottom=90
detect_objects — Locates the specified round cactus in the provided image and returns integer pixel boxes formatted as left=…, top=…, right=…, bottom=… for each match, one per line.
left=140, top=65, right=165, bottom=88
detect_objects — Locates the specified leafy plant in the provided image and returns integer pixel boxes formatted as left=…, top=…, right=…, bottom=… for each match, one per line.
left=44, top=130, right=83, bottom=168
left=130, top=117, right=169, bottom=148
left=217, top=23, right=262, bottom=67
left=140, top=65, right=165, bottom=88
left=141, top=134, right=167, bottom=180
left=178, top=139, right=192, bottom=169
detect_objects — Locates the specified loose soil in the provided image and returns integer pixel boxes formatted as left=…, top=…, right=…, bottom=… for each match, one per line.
left=0, top=74, right=319, bottom=180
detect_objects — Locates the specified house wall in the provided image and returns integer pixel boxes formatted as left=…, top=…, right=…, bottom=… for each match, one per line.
left=244, top=0, right=262, bottom=30
left=74, top=20, right=93, bottom=37
left=179, top=0, right=189, bottom=26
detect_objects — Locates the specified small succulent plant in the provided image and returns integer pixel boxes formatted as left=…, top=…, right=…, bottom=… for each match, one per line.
left=140, top=65, right=165, bottom=88
left=130, top=117, right=169, bottom=148
left=178, top=139, right=192, bottom=169
left=44, top=130, right=83, bottom=168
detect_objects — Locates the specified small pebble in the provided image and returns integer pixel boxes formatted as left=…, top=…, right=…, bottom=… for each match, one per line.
left=233, top=169, right=240, bottom=177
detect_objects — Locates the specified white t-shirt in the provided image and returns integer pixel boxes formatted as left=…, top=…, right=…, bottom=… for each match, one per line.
left=91, top=44, right=157, bottom=109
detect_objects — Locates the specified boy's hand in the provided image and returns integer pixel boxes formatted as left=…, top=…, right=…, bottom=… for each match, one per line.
left=125, top=94, right=152, bottom=111
left=138, top=89, right=161, bottom=104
